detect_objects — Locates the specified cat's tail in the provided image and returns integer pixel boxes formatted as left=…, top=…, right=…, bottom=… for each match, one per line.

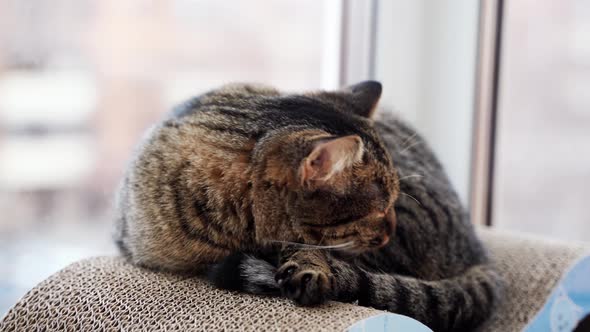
left=357, top=264, right=504, bottom=332
left=207, top=252, right=280, bottom=296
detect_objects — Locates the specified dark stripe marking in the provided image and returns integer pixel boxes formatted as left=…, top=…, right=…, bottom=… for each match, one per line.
left=357, top=270, right=373, bottom=306
left=480, top=277, right=496, bottom=308
left=447, top=283, right=467, bottom=330
left=394, top=279, right=412, bottom=317
left=301, top=214, right=364, bottom=228
left=170, top=162, right=231, bottom=251
left=209, top=107, right=256, bottom=120
left=424, top=283, right=443, bottom=331
left=193, top=198, right=224, bottom=234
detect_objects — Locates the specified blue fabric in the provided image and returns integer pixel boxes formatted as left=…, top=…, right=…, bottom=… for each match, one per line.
left=525, top=255, right=590, bottom=332
left=347, top=313, right=432, bottom=332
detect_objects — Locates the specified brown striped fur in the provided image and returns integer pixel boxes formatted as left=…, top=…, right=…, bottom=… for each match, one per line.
left=114, top=81, right=503, bottom=331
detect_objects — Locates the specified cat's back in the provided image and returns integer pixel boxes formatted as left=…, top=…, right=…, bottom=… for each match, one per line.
left=114, top=84, right=281, bottom=270
left=372, top=112, right=487, bottom=275
left=171, top=83, right=281, bottom=120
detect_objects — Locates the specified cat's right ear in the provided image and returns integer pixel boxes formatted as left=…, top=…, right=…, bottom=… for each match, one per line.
left=344, top=81, right=382, bottom=118
left=300, top=135, right=363, bottom=185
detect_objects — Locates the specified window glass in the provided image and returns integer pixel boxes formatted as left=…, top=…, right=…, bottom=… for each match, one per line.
left=0, top=0, right=327, bottom=313
left=493, top=0, right=590, bottom=240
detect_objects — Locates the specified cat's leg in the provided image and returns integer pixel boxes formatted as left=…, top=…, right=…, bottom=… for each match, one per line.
left=340, top=263, right=504, bottom=332
left=208, top=248, right=334, bottom=305
left=209, top=249, right=350, bottom=306
left=274, top=248, right=334, bottom=305
left=207, top=251, right=281, bottom=296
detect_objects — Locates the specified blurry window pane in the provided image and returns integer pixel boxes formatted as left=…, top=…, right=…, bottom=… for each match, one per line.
left=493, top=0, right=590, bottom=241
left=0, top=0, right=328, bottom=314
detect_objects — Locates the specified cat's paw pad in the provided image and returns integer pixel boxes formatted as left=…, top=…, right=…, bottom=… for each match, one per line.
left=275, top=262, right=332, bottom=306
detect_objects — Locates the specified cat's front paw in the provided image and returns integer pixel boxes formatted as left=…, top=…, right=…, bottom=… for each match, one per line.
left=275, top=262, right=333, bottom=306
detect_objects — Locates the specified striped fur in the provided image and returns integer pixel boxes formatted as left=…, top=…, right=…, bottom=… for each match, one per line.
left=114, top=81, right=503, bottom=331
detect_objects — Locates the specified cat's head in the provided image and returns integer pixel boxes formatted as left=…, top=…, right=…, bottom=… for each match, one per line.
left=250, top=81, right=399, bottom=253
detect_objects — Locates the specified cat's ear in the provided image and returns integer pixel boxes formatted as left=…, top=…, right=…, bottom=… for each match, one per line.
left=300, top=135, right=363, bottom=184
left=345, top=80, right=382, bottom=118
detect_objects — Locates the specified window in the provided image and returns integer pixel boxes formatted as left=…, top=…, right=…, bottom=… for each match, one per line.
left=0, top=0, right=331, bottom=313
left=492, top=0, right=590, bottom=241
left=2, top=0, right=587, bottom=317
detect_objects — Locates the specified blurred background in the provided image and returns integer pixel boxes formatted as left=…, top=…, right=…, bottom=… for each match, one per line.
left=0, top=0, right=588, bottom=315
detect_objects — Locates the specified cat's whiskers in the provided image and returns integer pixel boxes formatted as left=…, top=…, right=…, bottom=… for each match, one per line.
left=401, top=140, right=422, bottom=153
left=268, top=240, right=355, bottom=251
left=401, top=192, right=422, bottom=206
left=398, top=174, right=424, bottom=182
left=400, top=132, right=418, bottom=148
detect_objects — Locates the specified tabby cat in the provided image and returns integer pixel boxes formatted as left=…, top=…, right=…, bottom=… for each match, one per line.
left=114, top=81, right=503, bottom=331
